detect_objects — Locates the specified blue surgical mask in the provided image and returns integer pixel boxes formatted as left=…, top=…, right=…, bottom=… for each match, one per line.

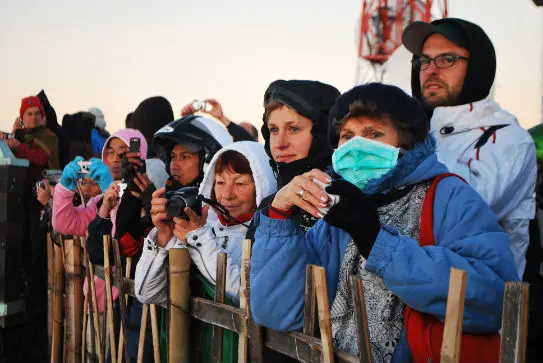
left=332, top=136, right=401, bottom=190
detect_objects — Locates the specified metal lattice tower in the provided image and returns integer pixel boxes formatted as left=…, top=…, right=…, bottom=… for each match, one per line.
left=355, top=0, right=448, bottom=84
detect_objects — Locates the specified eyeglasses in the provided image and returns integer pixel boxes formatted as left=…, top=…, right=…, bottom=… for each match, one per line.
left=412, top=54, right=469, bottom=71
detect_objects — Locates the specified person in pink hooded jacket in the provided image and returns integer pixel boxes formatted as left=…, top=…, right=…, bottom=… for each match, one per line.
left=52, top=128, right=150, bottom=235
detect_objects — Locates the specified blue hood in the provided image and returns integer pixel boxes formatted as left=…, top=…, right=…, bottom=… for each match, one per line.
left=331, top=135, right=448, bottom=196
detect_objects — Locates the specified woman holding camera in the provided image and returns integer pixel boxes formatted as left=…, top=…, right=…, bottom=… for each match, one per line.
left=245, top=80, right=340, bottom=241
left=250, top=83, right=519, bottom=362
left=135, top=141, right=276, bottom=305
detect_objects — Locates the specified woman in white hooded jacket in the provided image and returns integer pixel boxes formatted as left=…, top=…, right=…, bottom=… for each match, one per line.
left=135, top=141, right=276, bottom=305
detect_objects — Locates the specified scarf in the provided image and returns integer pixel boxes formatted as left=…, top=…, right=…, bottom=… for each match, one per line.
left=330, top=181, right=430, bottom=361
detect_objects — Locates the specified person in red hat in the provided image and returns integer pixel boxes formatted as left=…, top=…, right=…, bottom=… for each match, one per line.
left=2, top=96, right=60, bottom=170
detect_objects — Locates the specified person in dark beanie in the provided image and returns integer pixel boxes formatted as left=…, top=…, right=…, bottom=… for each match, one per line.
left=37, top=90, right=71, bottom=168
left=131, top=96, right=174, bottom=158
left=62, top=111, right=96, bottom=160
left=250, top=83, right=518, bottom=362
left=253, top=79, right=340, bottom=233
left=402, top=18, right=536, bottom=279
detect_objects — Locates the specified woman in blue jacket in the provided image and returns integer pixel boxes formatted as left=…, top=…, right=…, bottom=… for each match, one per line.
left=250, top=83, right=519, bottom=362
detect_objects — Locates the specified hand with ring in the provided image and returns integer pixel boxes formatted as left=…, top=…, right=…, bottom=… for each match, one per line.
left=271, top=169, right=332, bottom=218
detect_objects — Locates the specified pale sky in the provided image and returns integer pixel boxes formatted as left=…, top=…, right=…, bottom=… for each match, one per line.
left=0, top=0, right=541, bottom=135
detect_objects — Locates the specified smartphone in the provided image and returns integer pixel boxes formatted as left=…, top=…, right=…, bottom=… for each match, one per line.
left=129, top=137, right=140, bottom=153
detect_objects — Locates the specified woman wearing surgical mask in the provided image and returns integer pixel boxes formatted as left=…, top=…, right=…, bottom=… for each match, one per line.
left=250, top=83, right=518, bottom=362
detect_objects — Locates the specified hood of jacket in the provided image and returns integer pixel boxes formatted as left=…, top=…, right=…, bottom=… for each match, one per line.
left=101, top=128, right=148, bottom=162
left=131, top=96, right=174, bottom=158
left=88, top=107, right=107, bottom=130
left=199, top=141, right=277, bottom=208
left=409, top=18, right=496, bottom=114
left=351, top=135, right=449, bottom=196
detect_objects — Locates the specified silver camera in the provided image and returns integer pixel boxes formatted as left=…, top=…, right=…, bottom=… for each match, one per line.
left=118, top=182, right=128, bottom=199
left=192, top=100, right=212, bottom=113
left=77, top=160, right=91, bottom=174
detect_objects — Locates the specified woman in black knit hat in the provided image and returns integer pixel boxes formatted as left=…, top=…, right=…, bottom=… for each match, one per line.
left=249, top=79, right=340, bottom=235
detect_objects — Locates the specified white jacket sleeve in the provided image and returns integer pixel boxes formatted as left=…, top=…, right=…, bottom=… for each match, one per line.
left=186, top=225, right=242, bottom=304
left=134, top=228, right=184, bottom=305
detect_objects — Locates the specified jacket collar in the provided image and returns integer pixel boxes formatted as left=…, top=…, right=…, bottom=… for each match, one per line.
left=430, top=97, right=516, bottom=136
left=362, top=135, right=446, bottom=195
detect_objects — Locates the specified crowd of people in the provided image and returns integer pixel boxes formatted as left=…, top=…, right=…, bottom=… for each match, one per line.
left=5, top=17, right=542, bottom=363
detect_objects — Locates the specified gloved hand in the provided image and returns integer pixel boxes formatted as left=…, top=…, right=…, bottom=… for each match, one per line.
left=88, top=158, right=114, bottom=192
left=324, top=180, right=381, bottom=258
left=60, top=156, right=84, bottom=191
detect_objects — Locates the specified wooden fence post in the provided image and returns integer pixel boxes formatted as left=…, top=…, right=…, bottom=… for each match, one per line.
left=150, top=304, right=161, bottom=363
left=304, top=265, right=317, bottom=337
left=81, top=237, right=103, bottom=363
left=103, top=235, right=117, bottom=363
left=212, top=253, right=228, bottom=363
left=313, top=265, right=334, bottom=363
left=51, top=239, right=64, bottom=363
left=168, top=248, right=190, bottom=363
left=500, top=282, right=530, bottom=363
left=64, top=238, right=83, bottom=363
left=246, top=257, right=264, bottom=363
left=349, top=275, right=372, bottom=363
left=137, top=304, right=150, bottom=363
left=238, top=239, right=251, bottom=363
left=440, top=268, right=467, bottom=363
left=112, top=239, right=131, bottom=363
left=47, top=233, right=54, bottom=354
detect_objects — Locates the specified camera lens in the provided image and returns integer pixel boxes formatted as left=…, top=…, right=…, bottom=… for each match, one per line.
left=165, top=197, right=187, bottom=218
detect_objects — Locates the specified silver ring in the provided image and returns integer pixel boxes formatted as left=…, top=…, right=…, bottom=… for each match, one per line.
left=297, top=189, right=306, bottom=200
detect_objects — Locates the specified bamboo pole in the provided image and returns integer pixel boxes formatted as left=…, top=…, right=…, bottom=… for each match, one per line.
left=168, top=248, right=190, bottom=363
left=112, top=239, right=131, bottom=363
left=51, top=240, right=64, bottom=363
left=237, top=239, right=251, bottom=363
left=211, top=253, right=227, bottom=363
left=440, top=268, right=467, bottom=363
left=137, top=304, right=150, bottom=363
left=81, top=284, right=90, bottom=363
left=81, top=237, right=104, bottom=363
left=118, top=257, right=133, bottom=363
left=313, top=265, right=334, bottom=363
left=103, top=235, right=117, bottom=363
left=64, top=238, right=83, bottom=363
left=47, top=232, right=54, bottom=354
left=500, top=282, right=530, bottom=363
left=150, top=304, right=161, bottom=363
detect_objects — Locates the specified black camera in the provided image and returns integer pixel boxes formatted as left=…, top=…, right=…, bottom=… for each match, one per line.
left=164, top=186, right=202, bottom=219
left=120, top=155, right=146, bottom=192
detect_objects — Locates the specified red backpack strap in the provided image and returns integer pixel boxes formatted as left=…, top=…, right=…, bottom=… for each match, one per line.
left=419, top=173, right=467, bottom=247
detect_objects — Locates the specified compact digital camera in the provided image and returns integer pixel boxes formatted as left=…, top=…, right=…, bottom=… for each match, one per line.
left=77, top=161, right=91, bottom=174
left=192, top=100, right=212, bottom=113
left=164, top=186, right=202, bottom=220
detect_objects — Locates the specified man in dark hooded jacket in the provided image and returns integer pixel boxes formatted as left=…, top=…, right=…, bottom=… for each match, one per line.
left=402, top=18, right=536, bottom=280
left=37, top=90, right=71, bottom=168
